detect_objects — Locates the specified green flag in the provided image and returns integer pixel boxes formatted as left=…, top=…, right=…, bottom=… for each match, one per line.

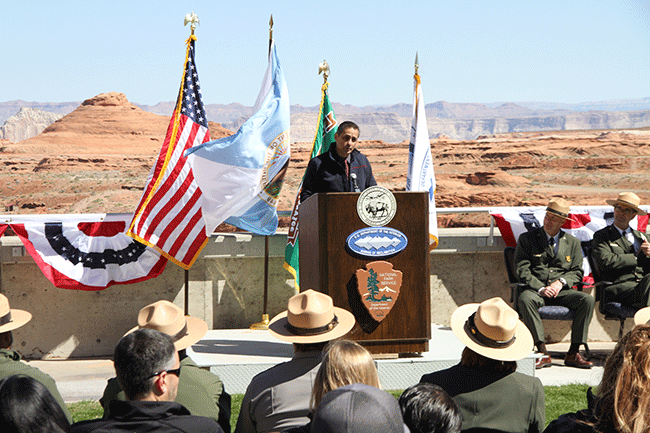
left=283, top=82, right=337, bottom=290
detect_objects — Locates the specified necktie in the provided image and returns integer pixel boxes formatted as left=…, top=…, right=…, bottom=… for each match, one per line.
left=626, top=229, right=637, bottom=252
left=549, top=237, right=556, bottom=255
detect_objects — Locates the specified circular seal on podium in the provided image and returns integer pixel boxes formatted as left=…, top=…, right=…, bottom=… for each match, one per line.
left=356, top=186, right=397, bottom=227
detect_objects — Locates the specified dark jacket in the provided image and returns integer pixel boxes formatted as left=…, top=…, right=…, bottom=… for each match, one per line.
left=71, top=400, right=223, bottom=433
left=421, top=364, right=545, bottom=433
left=514, top=227, right=584, bottom=291
left=100, top=355, right=231, bottom=433
left=0, top=349, right=72, bottom=423
left=592, top=224, right=650, bottom=294
left=543, top=388, right=611, bottom=433
left=300, top=147, right=376, bottom=203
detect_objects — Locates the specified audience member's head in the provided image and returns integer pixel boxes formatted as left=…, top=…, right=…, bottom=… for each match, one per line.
left=113, top=328, right=180, bottom=402
left=311, top=339, right=380, bottom=410
left=593, top=324, right=650, bottom=433
left=128, top=300, right=208, bottom=352
left=451, top=297, right=533, bottom=365
left=269, top=289, right=356, bottom=352
left=311, top=383, right=405, bottom=433
left=399, top=383, right=461, bottom=433
left=0, top=375, right=70, bottom=433
left=0, top=294, right=33, bottom=350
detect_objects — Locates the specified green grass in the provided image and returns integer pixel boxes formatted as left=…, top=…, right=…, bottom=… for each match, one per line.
left=68, top=401, right=104, bottom=423
left=68, top=384, right=591, bottom=429
left=544, top=384, right=590, bottom=426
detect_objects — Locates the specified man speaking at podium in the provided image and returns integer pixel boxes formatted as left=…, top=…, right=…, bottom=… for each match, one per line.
left=300, top=121, right=376, bottom=202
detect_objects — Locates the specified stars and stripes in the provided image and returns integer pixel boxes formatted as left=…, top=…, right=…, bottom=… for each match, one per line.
left=128, top=36, right=211, bottom=269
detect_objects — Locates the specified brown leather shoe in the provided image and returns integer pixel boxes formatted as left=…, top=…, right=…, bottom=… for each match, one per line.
left=535, top=354, right=552, bottom=369
left=564, top=352, right=593, bottom=369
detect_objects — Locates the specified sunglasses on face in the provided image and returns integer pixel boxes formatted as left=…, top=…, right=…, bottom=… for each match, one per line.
left=614, top=205, right=637, bottom=215
left=148, top=366, right=181, bottom=379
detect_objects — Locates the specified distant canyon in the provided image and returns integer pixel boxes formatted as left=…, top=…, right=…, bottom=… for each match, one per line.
left=2, top=97, right=650, bottom=143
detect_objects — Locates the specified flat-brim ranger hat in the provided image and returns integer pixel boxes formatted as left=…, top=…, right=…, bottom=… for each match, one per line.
left=546, top=198, right=575, bottom=222
left=125, top=300, right=208, bottom=351
left=269, top=290, right=355, bottom=344
left=606, top=191, right=646, bottom=216
left=0, top=294, right=32, bottom=333
left=450, top=297, right=533, bottom=361
left=634, top=306, right=650, bottom=326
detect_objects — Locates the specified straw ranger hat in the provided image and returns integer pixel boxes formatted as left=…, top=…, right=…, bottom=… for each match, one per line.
left=606, top=192, right=646, bottom=216
left=546, top=198, right=575, bottom=222
left=634, top=307, right=650, bottom=326
left=450, top=297, right=533, bottom=361
left=268, top=290, right=356, bottom=344
left=125, top=300, right=208, bottom=351
left=0, top=294, right=32, bottom=333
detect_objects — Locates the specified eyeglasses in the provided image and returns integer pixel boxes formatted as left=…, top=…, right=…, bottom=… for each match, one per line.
left=614, top=205, right=637, bottom=215
left=147, top=366, right=181, bottom=379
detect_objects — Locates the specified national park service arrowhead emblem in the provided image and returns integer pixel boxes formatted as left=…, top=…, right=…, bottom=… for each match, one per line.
left=356, top=261, right=402, bottom=322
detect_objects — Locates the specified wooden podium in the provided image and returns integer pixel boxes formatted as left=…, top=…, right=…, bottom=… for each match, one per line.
left=299, top=191, right=431, bottom=354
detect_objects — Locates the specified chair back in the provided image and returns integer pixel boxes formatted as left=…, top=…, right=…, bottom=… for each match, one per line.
left=586, top=246, right=603, bottom=283
left=503, top=246, right=518, bottom=285
left=585, top=246, right=603, bottom=302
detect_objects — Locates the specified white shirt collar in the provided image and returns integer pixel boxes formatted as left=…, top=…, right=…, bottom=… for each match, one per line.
left=615, top=225, right=631, bottom=236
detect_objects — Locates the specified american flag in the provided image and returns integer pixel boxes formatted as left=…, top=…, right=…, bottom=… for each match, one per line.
left=127, top=36, right=210, bottom=269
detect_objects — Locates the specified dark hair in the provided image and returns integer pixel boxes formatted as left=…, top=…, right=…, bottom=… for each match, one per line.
left=460, top=347, right=517, bottom=374
left=0, top=375, right=70, bottom=433
left=335, top=121, right=360, bottom=136
left=399, top=383, right=461, bottom=433
left=293, top=341, right=328, bottom=353
left=0, top=331, right=13, bottom=349
left=113, top=328, right=176, bottom=400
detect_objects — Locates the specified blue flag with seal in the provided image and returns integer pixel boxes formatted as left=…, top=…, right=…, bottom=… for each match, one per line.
left=186, top=41, right=290, bottom=235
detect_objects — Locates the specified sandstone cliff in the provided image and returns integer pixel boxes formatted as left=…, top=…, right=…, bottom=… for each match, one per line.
left=5, top=92, right=232, bottom=155
left=3, top=97, right=650, bottom=143
left=0, top=107, right=62, bottom=142
left=0, top=89, right=647, bottom=226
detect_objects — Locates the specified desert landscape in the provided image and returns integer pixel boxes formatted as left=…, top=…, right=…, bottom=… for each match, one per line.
left=0, top=92, right=648, bottom=229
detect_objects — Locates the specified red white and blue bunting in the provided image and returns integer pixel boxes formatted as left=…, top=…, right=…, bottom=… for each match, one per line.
left=1, top=214, right=166, bottom=291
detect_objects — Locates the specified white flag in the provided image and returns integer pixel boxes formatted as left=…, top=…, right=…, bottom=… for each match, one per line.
left=406, top=73, right=438, bottom=249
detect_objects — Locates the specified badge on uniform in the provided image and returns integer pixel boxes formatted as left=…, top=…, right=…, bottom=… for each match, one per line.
left=565, top=255, right=571, bottom=262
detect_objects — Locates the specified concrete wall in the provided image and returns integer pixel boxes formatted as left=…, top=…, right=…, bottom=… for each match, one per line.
left=0, top=228, right=632, bottom=359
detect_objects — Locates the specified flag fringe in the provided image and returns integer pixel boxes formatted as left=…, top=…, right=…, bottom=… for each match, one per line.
left=128, top=230, right=207, bottom=270
left=309, top=82, right=329, bottom=154
left=127, top=37, right=194, bottom=238
left=283, top=261, right=299, bottom=293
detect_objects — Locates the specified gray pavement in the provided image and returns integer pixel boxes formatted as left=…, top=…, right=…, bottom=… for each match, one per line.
left=28, top=339, right=614, bottom=403
left=30, top=358, right=114, bottom=403
left=533, top=341, right=613, bottom=388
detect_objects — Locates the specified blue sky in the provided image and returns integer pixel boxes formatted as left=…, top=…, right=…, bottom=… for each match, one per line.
left=2, top=0, right=649, bottom=107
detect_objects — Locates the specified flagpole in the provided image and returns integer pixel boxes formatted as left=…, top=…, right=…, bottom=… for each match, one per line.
left=268, top=14, right=273, bottom=54
left=318, top=59, right=330, bottom=84
left=250, top=15, right=275, bottom=331
left=414, top=51, right=419, bottom=76
left=182, top=11, right=200, bottom=315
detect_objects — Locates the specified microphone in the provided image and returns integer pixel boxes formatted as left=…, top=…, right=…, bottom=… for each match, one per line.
left=350, top=173, right=360, bottom=192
